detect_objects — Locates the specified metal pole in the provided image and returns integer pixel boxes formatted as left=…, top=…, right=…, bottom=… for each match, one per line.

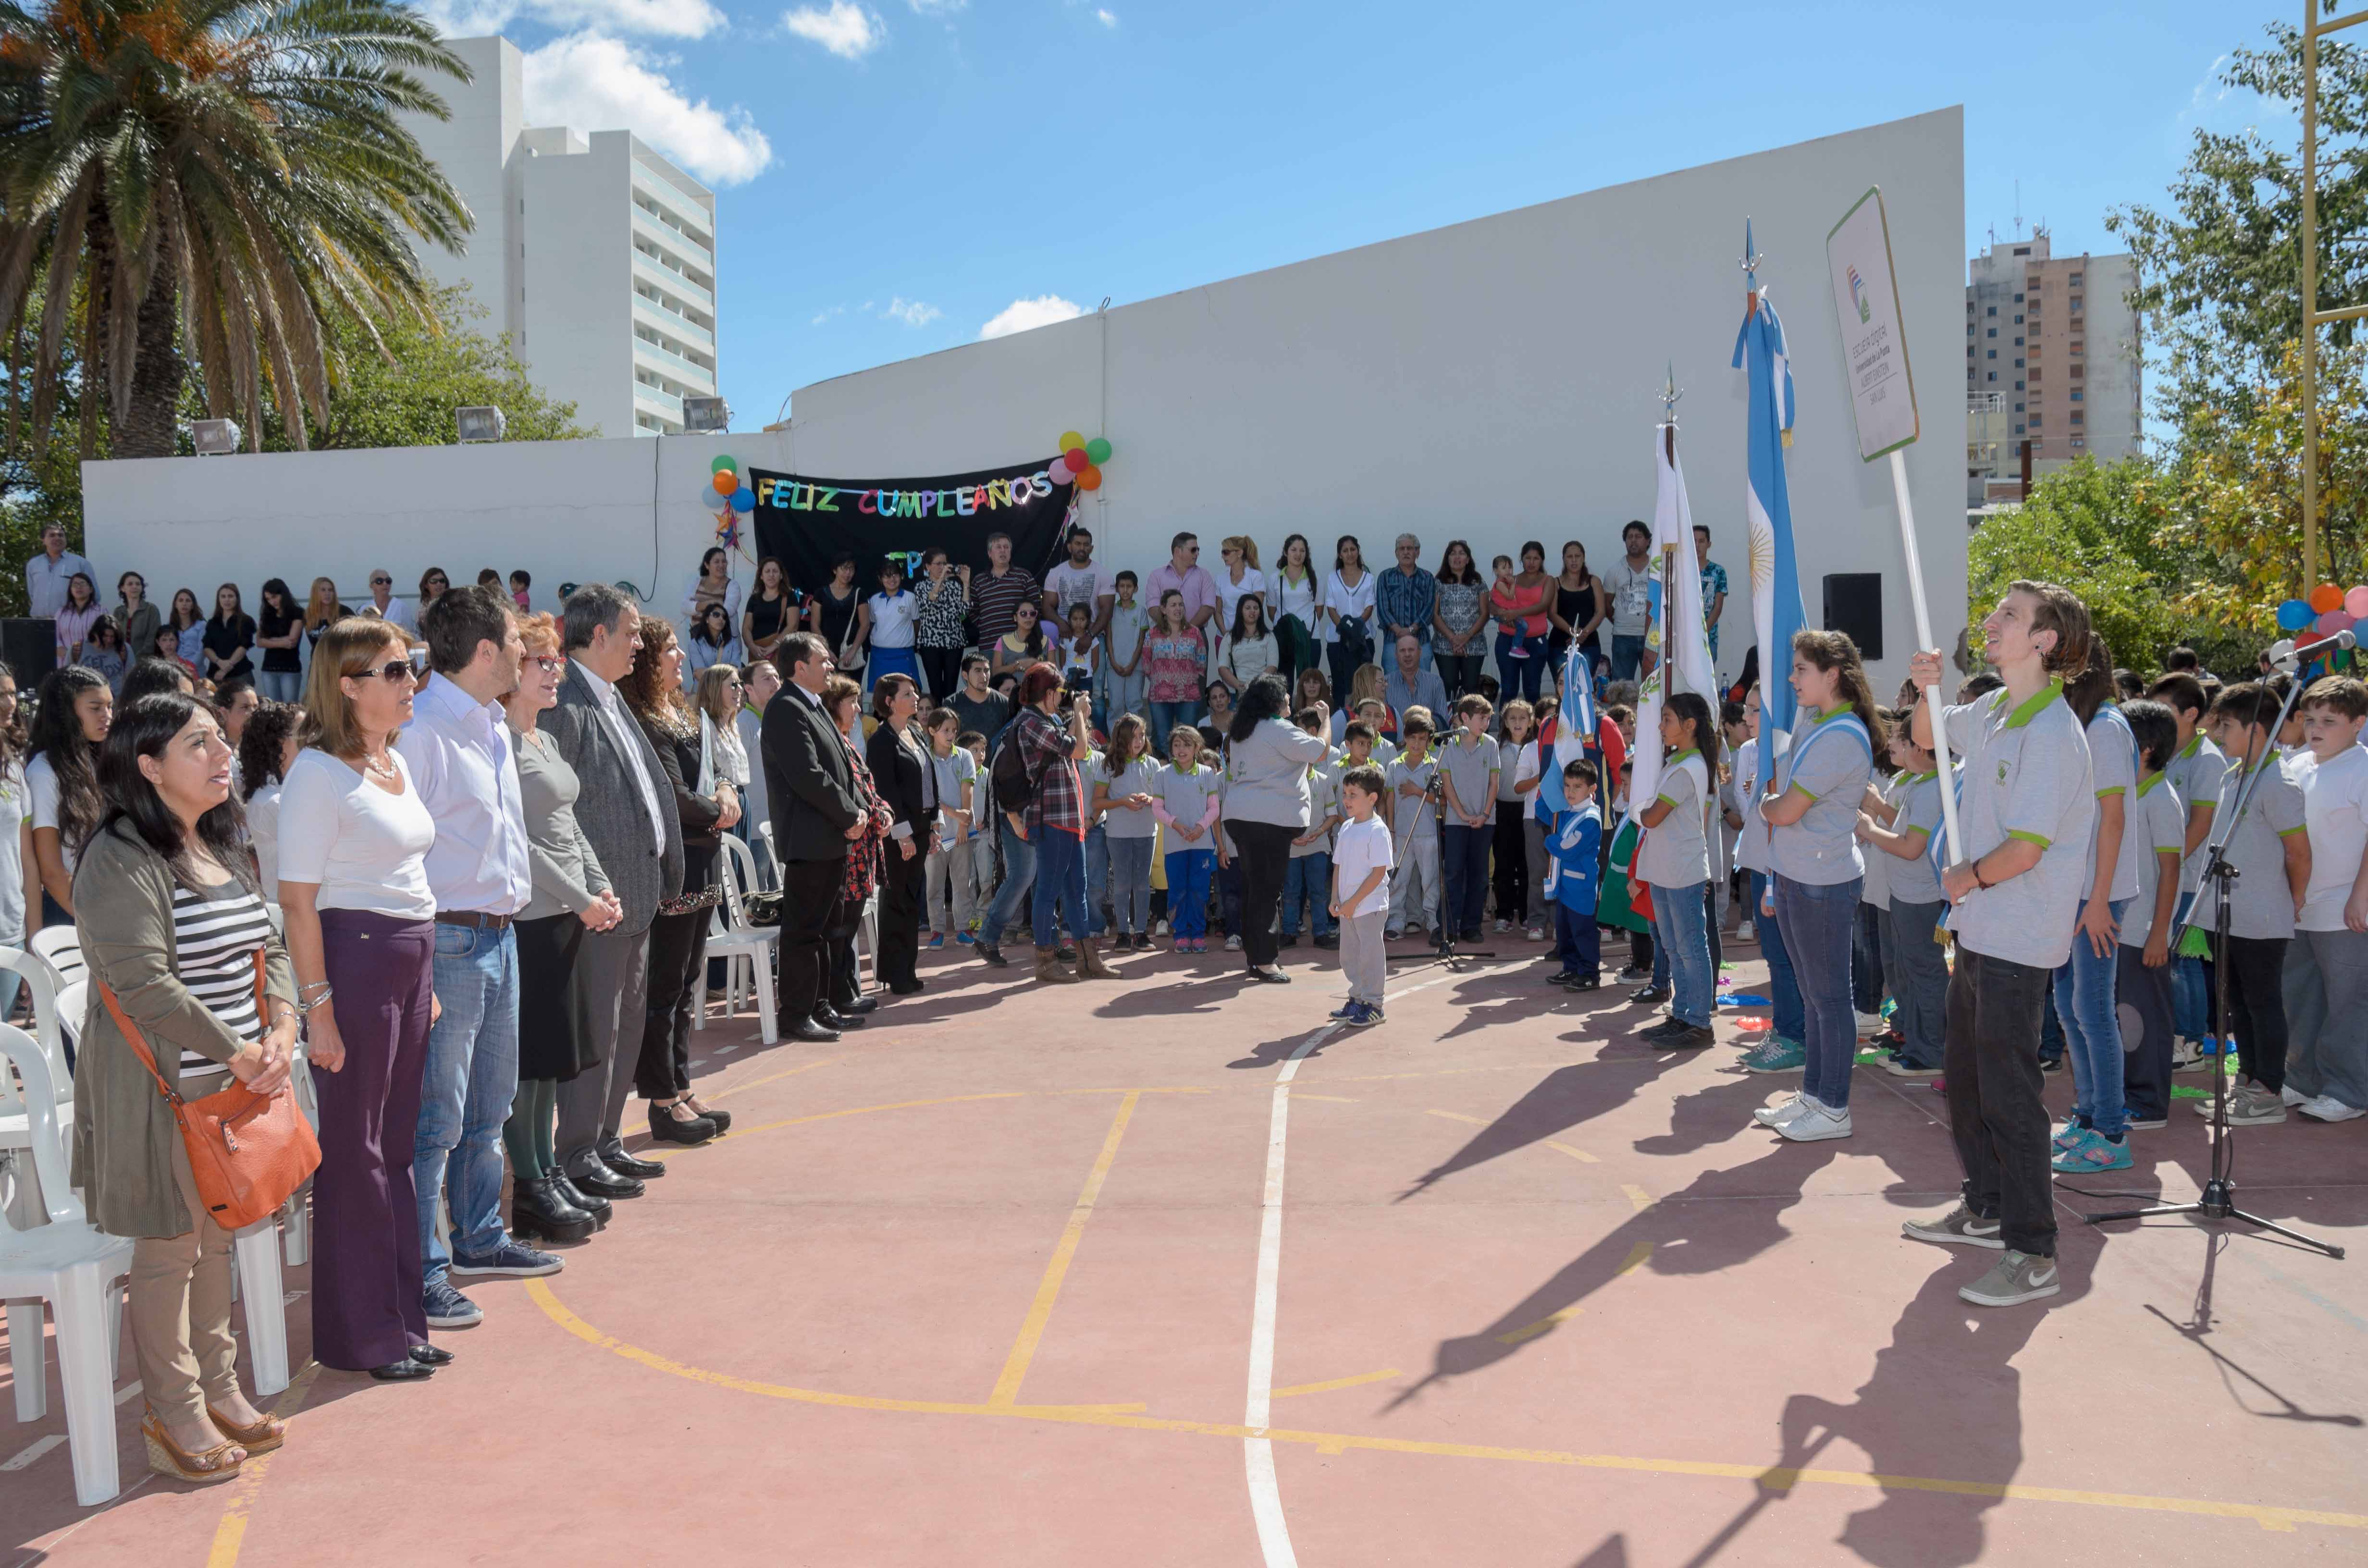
left=2304, top=0, right=2321, bottom=591
left=1889, top=447, right=1965, bottom=862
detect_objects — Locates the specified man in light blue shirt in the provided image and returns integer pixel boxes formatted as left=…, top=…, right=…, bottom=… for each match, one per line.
left=1385, top=633, right=1448, bottom=728
left=23, top=525, right=94, bottom=619
left=396, top=584, right=548, bottom=1326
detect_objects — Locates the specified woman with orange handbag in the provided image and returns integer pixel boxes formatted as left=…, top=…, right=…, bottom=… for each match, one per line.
left=72, top=691, right=301, bottom=1485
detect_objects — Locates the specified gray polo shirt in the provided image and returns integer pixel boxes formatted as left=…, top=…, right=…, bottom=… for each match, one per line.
left=1295, top=761, right=1341, bottom=858
left=2216, top=753, right=2307, bottom=940
left=2166, top=733, right=2227, bottom=896
left=2086, top=704, right=2142, bottom=904
left=1634, top=751, right=1710, bottom=888
left=1939, top=681, right=2096, bottom=970
left=1887, top=769, right=1945, bottom=905
left=1438, top=732, right=1501, bottom=820
left=1763, top=707, right=1874, bottom=886
left=2120, top=771, right=2188, bottom=949
left=1386, top=750, right=1440, bottom=837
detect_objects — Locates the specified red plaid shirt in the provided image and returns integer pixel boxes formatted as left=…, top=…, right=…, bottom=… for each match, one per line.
left=1017, top=706, right=1085, bottom=839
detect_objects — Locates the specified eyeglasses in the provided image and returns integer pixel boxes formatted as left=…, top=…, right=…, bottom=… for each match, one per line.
left=350, top=659, right=417, bottom=685
left=530, top=656, right=566, bottom=674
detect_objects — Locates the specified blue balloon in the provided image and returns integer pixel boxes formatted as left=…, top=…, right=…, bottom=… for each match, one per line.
left=731, top=486, right=755, bottom=513
left=2277, top=598, right=2314, bottom=630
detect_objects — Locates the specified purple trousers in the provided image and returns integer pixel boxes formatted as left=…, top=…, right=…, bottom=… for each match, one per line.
left=308, top=910, right=436, bottom=1371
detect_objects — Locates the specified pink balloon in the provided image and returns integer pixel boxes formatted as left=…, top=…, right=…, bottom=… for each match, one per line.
left=2316, top=608, right=2355, bottom=637
left=2347, top=585, right=2368, bottom=619
left=1050, top=454, right=1076, bottom=481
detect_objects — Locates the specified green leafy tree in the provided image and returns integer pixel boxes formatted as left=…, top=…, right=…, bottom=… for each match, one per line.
left=0, top=0, right=472, bottom=459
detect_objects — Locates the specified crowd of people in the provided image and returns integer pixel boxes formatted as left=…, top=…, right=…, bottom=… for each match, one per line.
left=7, top=514, right=2362, bottom=1489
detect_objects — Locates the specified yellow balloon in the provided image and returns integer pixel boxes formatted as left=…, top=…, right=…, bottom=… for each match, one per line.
left=1058, top=429, right=1086, bottom=454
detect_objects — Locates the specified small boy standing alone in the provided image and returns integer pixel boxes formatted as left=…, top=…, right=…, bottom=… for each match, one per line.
left=1543, top=759, right=1603, bottom=989
left=1331, top=765, right=1395, bottom=1026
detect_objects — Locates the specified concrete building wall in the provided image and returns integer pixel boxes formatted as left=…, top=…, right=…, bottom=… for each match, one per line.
left=400, top=36, right=523, bottom=344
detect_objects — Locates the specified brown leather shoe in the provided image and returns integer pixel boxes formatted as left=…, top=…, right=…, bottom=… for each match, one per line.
left=1035, top=949, right=1081, bottom=984
left=207, top=1405, right=287, bottom=1456
left=1075, top=938, right=1118, bottom=980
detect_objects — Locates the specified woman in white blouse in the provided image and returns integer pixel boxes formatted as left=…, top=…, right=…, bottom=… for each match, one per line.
left=275, top=618, right=444, bottom=1382
left=234, top=699, right=306, bottom=902
left=1321, top=534, right=1379, bottom=704
left=1268, top=532, right=1323, bottom=695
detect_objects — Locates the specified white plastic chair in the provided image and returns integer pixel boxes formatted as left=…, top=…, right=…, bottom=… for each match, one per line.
left=855, top=890, right=879, bottom=990
left=703, top=836, right=779, bottom=1045
left=0, top=1024, right=135, bottom=1505
left=757, top=821, right=784, bottom=885
left=29, top=927, right=85, bottom=988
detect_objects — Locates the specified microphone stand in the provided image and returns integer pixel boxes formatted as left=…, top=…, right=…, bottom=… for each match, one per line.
left=1389, top=768, right=1493, bottom=965
left=2085, top=671, right=2343, bottom=1259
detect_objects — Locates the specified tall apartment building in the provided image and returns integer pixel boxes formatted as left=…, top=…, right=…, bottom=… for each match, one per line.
left=1964, top=234, right=2141, bottom=505
left=398, top=36, right=719, bottom=438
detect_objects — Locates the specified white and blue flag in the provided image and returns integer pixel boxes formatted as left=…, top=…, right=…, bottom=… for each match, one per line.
left=1535, top=644, right=1599, bottom=824
left=1733, top=220, right=1805, bottom=795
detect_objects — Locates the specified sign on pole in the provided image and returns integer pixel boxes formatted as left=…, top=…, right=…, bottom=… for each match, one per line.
left=1825, top=187, right=1919, bottom=463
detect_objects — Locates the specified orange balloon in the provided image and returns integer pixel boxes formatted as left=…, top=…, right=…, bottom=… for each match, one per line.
left=2310, top=582, right=2344, bottom=613
left=712, top=470, right=736, bottom=495
left=1077, top=464, right=1103, bottom=491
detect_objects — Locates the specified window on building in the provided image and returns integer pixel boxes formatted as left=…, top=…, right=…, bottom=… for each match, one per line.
left=2069, top=271, right=2083, bottom=285
left=1987, top=328, right=1998, bottom=338
left=2013, top=292, right=2024, bottom=302
left=2013, top=246, right=2030, bottom=257
left=2013, top=337, right=2023, bottom=346
left=1986, top=306, right=1997, bottom=316
left=2070, top=341, right=2084, bottom=356
left=2013, top=401, right=2024, bottom=413
left=1986, top=349, right=1997, bottom=359
left=2014, top=379, right=2024, bottom=390
left=2030, top=368, right=2042, bottom=383
left=2014, top=358, right=2024, bottom=368
left=2070, top=296, right=2084, bottom=313
left=2070, top=411, right=2084, bottom=426
left=2030, top=415, right=2043, bottom=428
left=2072, top=437, right=2086, bottom=449
left=2013, top=314, right=2023, bottom=324
left=2070, top=391, right=2084, bottom=402
left=1987, top=372, right=1998, bottom=382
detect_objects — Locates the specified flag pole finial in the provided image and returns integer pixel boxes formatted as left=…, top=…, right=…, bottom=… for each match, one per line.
left=1741, top=218, right=1764, bottom=317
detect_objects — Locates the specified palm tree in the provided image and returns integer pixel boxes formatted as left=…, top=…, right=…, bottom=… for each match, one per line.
left=0, top=0, right=472, bottom=458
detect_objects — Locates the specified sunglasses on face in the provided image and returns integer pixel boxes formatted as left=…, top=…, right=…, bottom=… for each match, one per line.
left=371, top=576, right=392, bottom=587
left=350, top=659, right=417, bottom=685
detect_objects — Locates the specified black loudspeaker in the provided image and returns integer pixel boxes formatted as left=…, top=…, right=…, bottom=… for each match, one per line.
left=1822, top=574, right=1884, bottom=662
left=1, top=619, right=56, bottom=690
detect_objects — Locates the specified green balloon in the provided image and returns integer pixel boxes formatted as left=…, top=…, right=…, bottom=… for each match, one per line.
left=1085, top=437, right=1111, bottom=466
left=711, top=454, right=739, bottom=474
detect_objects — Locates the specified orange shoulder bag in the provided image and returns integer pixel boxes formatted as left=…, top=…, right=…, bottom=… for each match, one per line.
left=104, top=949, right=321, bottom=1231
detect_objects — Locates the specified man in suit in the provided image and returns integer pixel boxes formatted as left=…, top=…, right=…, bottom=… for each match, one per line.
left=765, top=631, right=867, bottom=1041
left=544, top=584, right=686, bottom=1197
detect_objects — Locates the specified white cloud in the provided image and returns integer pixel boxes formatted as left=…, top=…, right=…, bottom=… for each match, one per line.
left=906, top=0, right=966, bottom=12
left=520, top=35, right=773, bottom=186
left=811, top=304, right=846, bottom=325
left=783, top=1, right=885, bottom=58
left=418, top=0, right=724, bottom=39
left=1096, top=8, right=1116, bottom=25
left=878, top=296, right=942, bottom=327
left=979, top=295, right=1084, bottom=340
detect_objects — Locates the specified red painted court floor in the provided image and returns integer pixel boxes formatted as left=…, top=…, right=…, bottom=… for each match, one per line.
left=5, top=931, right=2366, bottom=1567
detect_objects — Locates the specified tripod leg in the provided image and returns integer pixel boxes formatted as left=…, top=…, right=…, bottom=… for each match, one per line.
left=2220, top=1208, right=2347, bottom=1260
left=2086, top=1202, right=2206, bottom=1226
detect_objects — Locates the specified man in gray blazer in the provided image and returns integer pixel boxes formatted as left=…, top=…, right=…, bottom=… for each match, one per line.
left=544, top=584, right=686, bottom=1196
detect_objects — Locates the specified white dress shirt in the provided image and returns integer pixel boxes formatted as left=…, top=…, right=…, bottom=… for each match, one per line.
left=25, top=551, right=96, bottom=619
left=575, top=662, right=668, bottom=852
left=395, top=672, right=534, bottom=915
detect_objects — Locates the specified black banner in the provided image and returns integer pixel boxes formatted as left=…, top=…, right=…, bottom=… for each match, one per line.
left=748, top=460, right=1077, bottom=596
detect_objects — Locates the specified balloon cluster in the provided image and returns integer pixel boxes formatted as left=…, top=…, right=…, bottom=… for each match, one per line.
left=1050, top=430, right=1113, bottom=491
left=2274, top=582, right=2368, bottom=640
left=703, top=454, right=756, bottom=514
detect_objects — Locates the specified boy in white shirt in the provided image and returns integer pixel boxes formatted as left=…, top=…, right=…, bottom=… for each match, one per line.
left=1330, top=765, right=1395, bottom=1026
left=2282, top=676, right=2368, bottom=1122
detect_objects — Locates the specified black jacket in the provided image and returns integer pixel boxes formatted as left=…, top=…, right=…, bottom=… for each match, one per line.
left=762, top=686, right=863, bottom=863
left=638, top=710, right=725, bottom=890
left=864, top=719, right=932, bottom=849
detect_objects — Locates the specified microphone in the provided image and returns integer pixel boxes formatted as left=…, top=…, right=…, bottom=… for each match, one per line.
left=2271, top=629, right=2357, bottom=670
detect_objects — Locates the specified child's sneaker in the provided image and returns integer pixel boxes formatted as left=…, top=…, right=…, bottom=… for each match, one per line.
left=1155, top=919, right=1171, bottom=936
left=1347, top=1003, right=1382, bottom=1027
left=926, top=931, right=945, bottom=949
left=1544, top=970, right=1576, bottom=987
left=1329, top=1001, right=1359, bottom=1021
left=1225, top=934, right=1244, bottom=952
left=2051, top=1129, right=2132, bottom=1173
left=2051, top=1115, right=2089, bottom=1153
left=955, top=931, right=976, bottom=946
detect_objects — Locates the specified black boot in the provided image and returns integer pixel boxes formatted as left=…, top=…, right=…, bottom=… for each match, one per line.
left=549, top=1170, right=611, bottom=1229
left=512, top=1176, right=596, bottom=1243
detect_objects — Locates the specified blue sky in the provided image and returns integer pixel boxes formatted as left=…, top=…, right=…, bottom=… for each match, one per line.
left=429, top=1, right=2293, bottom=424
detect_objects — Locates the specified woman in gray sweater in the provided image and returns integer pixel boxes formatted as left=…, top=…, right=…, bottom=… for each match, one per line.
left=502, top=614, right=623, bottom=1243
left=1220, top=674, right=1332, bottom=982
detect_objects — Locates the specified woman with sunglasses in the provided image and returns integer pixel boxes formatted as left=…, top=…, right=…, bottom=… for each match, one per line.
left=276, top=619, right=444, bottom=1380
left=682, top=602, right=743, bottom=692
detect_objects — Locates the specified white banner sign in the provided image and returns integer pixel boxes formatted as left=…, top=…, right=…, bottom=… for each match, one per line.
left=1825, top=186, right=1919, bottom=462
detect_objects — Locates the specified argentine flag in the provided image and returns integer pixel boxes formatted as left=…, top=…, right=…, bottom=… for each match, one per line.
left=1733, top=226, right=1805, bottom=793
left=1535, top=644, right=1599, bottom=824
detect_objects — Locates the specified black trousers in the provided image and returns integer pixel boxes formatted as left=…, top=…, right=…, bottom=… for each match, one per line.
left=636, top=906, right=712, bottom=1100
left=2220, top=934, right=2290, bottom=1091
left=1492, top=800, right=1529, bottom=926
left=918, top=645, right=963, bottom=699
left=780, top=855, right=846, bottom=1023
left=878, top=841, right=926, bottom=989
left=1943, top=946, right=2056, bottom=1257
left=1230, top=821, right=1296, bottom=968
left=2116, top=944, right=2174, bottom=1121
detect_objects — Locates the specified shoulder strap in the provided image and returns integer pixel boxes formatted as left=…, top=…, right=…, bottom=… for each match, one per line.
left=99, top=945, right=266, bottom=1110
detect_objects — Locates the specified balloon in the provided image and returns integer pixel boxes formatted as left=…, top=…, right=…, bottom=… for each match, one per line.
left=1077, top=464, right=1103, bottom=491
left=731, top=486, right=755, bottom=513
left=1058, top=430, right=1086, bottom=455
left=2277, top=598, right=2314, bottom=631
left=1085, top=437, right=1111, bottom=465
left=712, top=470, right=736, bottom=495
left=2311, top=583, right=2344, bottom=613
left=2348, top=585, right=2368, bottom=618
left=695, top=483, right=728, bottom=510
left=2266, top=637, right=2298, bottom=667
left=710, top=455, right=739, bottom=475
left=1050, top=453, right=1077, bottom=481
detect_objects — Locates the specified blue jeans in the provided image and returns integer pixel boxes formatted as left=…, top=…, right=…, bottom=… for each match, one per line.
left=1108, top=834, right=1155, bottom=934
left=1775, top=873, right=1861, bottom=1110
left=1649, top=879, right=1714, bottom=1028
left=2054, top=896, right=2131, bottom=1139
left=1033, top=829, right=1088, bottom=949
left=1166, top=848, right=1215, bottom=939
left=1750, top=872, right=1805, bottom=1042
left=1283, top=852, right=1334, bottom=937
left=1082, top=823, right=1109, bottom=937
left=255, top=669, right=303, bottom=703
left=982, top=818, right=1036, bottom=946
left=1442, top=822, right=1492, bottom=936
left=1887, top=898, right=1949, bottom=1069
left=1492, top=628, right=1547, bottom=704
left=1149, top=700, right=1203, bottom=755
left=1610, top=633, right=1646, bottom=685
left=417, top=923, right=520, bottom=1285
left=2170, top=890, right=2210, bottom=1040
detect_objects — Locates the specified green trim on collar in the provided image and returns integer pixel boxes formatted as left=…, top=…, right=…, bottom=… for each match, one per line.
left=1808, top=705, right=1852, bottom=727
left=1667, top=747, right=1702, bottom=766
left=2137, top=772, right=2169, bottom=797
left=1898, top=769, right=1938, bottom=785
left=2003, top=679, right=2065, bottom=730
left=2178, top=733, right=2203, bottom=760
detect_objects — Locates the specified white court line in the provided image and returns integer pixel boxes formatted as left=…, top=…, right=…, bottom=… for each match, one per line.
left=1244, top=975, right=1452, bottom=1568
left=0, top=1433, right=63, bottom=1472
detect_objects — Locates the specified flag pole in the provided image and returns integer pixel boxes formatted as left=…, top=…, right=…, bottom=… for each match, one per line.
left=1887, top=445, right=1964, bottom=862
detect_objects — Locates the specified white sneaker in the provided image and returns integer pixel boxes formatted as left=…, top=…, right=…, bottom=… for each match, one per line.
left=1224, top=934, right=1243, bottom=952
left=1776, top=1098, right=1853, bottom=1141
left=1526, top=925, right=1547, bottom=942
left=2281, top=1084, right=2308, bottom=1107
left=2170, top=1036, right=2202, bottom=1069
left=2297, top=1094, right=2366, bottom=1124
left=1154, top=919, right=1170, bottom=936
left=1735, top=920, right=1755, bottom=943
left=1854, top=1011, right=1887, bottom=1039
left=1752, top=1091, right=1805, bottom=1127
left=1495, top=919, right=1511, bottom=933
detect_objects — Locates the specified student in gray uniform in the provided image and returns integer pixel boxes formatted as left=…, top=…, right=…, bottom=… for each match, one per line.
left=1901, top=581, right=2097, bottom=1310
left=1282, top=709, right=1343, bottom=948
left=1633, top=692, right=1718, bottom=1046
left=2050, top=640, right=2142, bottom=1169
left=2113, top=700, right=2187, bottom=1129
left=2196, top=681, right=2310, bottom=1127
left=2145, top=672, right=2226, bottom=1060
left=1856, top=721, right=1947, bottom=1075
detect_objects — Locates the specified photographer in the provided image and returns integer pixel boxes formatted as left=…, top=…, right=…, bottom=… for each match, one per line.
left=1011, top=664, right=1106, bottom=984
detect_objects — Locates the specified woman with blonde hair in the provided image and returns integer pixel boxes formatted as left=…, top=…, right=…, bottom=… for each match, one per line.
left=695, top=662, right=753, bottom=862
left=276, top=617, right=443, bottom=1378
left=296, top=577, right=351, bottom=688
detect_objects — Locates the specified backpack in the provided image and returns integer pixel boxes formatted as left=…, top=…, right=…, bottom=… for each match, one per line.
left=990, top=726, right=1037, bottom=815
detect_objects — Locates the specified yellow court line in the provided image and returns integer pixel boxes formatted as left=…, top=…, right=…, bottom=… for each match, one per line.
left=988, top=1091, right=1143, bottom=1409
left=1056, top=1085, right=1214, bottom=1096
left=1423, top=1109, right=1600, bottom=1164
left=523, top=1280, right=2366, bottom=1536
left=702, top=1055, right=848, bottom=1103
left=1288, top=1093, right=1359, bottom=1103
left=1621, top=1184, right=1653, bottom=1213
left=203, top=1362, right=321, bottom=1568
left=1270, top=1368, right=1402, bottom=1399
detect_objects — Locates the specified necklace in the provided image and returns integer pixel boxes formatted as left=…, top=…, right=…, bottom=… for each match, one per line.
left=361, top=748, right=399, bottom=784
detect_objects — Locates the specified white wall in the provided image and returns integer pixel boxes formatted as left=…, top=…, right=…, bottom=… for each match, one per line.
left=85, top=107, right=1964, bottom=692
